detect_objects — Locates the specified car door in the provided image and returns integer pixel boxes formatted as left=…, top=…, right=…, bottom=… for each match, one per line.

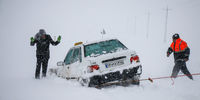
left=64, top=47, right=82, bottom=78
left=68, top=47, right=82, bottom=78
left=63, top=48, right=74, bottom=77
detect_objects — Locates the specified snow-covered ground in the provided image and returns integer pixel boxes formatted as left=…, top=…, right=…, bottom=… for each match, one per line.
left=1, top=74, right=200, bottom=100
left=0, top=0, right=200, bottom=100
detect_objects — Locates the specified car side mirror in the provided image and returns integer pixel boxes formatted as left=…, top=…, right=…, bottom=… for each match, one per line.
left=57, top=61, right=64, bottom=66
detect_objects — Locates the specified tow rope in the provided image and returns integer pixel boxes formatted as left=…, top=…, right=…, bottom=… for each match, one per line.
left=140, top=73, right=200, bottom=85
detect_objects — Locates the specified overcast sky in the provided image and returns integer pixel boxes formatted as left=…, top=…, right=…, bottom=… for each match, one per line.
left=0, top=0, right=200, bottom=78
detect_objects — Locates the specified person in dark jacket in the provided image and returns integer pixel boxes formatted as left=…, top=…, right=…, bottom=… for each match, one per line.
left=167, top=33, right=193, bottom=80
left=30, top=29, right=61, bottom=79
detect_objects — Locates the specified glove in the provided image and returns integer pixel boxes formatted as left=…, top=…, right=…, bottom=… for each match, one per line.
left=57, top=35, right=61, bottom=42
left=30, top=37, right=34, bottom=42
left=167, top=53, right=170, bottom=57
left=184, top=58, right=189, bottom=62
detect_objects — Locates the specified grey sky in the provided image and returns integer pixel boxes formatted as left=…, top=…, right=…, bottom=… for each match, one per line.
left=0, top=0, right=199, bottom=78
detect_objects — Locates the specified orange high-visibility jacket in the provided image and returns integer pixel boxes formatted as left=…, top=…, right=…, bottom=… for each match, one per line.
left=170, top=38, right=188, bottom=53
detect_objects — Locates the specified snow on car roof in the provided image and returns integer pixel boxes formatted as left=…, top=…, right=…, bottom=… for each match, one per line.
left=83, top=38, right=118, bottom=46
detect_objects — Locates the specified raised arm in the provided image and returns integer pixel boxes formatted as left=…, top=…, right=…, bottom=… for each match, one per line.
left=48, top=35, right=60, bottom=46
left=30, top=37, right=38, bottom=46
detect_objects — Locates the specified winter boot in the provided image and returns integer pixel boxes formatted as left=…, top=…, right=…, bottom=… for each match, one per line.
left=35, top=75, right=40, bottom=79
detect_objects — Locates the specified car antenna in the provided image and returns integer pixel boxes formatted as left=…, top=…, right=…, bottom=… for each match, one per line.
left=101, top=29, right=106, bottom=39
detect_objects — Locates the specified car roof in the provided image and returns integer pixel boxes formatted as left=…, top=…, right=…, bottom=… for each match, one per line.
left=73, top=38, right=119, bottom=47
left=82, top=38, right=118, bottom=46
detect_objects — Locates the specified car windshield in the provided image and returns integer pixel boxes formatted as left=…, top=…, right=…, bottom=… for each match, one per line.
left=84, top=39, right=128, bottom=57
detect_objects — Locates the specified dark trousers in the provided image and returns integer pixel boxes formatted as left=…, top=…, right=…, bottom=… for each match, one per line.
left=171, top=61, right=193, bottom=80
left=35, top=55, right=49, bottom=78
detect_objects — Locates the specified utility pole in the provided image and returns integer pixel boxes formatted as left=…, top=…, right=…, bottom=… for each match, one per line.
left=146, top=11, right=150, bottom=39
left=134, top=16, right=137, bottom=36
left=164, top=5, right=169, bottom=42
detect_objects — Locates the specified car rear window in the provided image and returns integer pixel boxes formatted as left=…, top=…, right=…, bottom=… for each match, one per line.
left=84, top=39, right=127, bottom=57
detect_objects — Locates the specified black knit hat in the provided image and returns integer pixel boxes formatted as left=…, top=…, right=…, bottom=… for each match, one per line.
left=39, top=29, right=46, bottom=35
left=172, top=33, right=180, bottom=40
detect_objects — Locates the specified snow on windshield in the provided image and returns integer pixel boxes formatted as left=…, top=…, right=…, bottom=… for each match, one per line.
left=84, top=39, right=127, bottom=57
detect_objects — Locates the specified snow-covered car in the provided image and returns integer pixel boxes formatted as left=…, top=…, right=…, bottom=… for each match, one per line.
left=50, top=38, right=142, bottom=87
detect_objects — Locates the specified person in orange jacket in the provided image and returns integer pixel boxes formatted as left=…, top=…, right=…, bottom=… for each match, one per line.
left=167, top=33, right=193, bottom=80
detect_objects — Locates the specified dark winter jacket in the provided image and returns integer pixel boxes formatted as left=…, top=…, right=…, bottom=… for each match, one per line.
left=30, top=34, right=59, bottom=58
left=167, top=38, right=190, bottom=61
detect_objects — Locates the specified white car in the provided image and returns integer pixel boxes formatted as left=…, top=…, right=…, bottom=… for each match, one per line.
left=50, top=38, right=142, bottom=87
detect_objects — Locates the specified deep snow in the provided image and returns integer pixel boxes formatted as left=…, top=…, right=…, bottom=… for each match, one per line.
left=1, top=74, right=200, bottom=100
left=0, top=0, right=200, bottom=100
